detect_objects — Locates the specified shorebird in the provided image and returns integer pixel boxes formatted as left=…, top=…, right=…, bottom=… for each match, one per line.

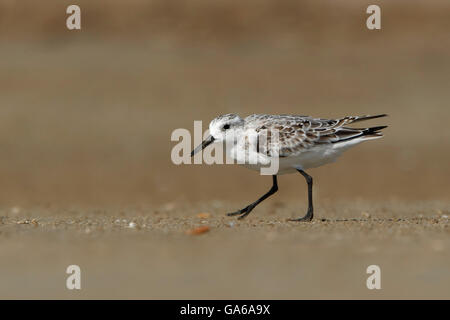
left=191, top=114, right=387, bottom=221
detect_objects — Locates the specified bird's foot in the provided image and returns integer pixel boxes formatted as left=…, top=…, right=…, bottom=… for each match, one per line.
left=288, top=209, right=313, bottom=222
left=227, top=204, right=255, bottom=220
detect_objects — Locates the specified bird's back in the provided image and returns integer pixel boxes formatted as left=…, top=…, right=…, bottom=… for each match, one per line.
left=243, top=114, right=387, bottom=159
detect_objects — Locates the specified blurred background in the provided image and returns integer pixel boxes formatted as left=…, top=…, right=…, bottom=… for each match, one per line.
left=0, top=0, right=449, bottom=299
left=1, top=0, right=449, bottom=206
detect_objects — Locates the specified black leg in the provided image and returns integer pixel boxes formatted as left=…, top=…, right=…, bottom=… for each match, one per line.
left=227, top=175, right=278, bottom=220
left=289, top=169, right=314, bottom=222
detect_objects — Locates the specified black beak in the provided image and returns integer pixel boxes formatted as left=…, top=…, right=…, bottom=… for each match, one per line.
left=191, top=135, right=215, bottom=157
left=191, top=135, right=214, bottom=157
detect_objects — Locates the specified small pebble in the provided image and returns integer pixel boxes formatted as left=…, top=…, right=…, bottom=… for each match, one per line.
left=186, top=226, right=210, bottom=235
left=128, top=222, right=137, bottom=229
left=361, top=212, right=371, bottom=218
left=196, top=213, right=211, bottom=219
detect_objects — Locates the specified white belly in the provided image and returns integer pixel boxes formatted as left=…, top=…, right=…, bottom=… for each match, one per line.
left=237, top=138, right=368, bottom=175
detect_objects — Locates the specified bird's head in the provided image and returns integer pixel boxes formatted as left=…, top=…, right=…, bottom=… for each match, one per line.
left=191, top=113, right=244, bottom=157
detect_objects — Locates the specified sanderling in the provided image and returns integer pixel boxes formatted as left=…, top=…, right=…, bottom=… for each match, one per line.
left=191, top=113, right=387, bottom=221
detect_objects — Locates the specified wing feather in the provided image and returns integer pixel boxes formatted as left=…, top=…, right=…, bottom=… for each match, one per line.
left=245, top=114, right=387, bottom=157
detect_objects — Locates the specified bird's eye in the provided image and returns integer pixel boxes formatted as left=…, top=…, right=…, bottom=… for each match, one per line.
left=223, top=124, right=230, bottom=130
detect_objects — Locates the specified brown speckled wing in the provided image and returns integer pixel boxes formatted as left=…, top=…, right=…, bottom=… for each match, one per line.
left=246, top=114, right=386, bottom=157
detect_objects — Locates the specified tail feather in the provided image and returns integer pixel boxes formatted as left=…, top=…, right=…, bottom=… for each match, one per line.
left=332, top=125, right=387, bottom=144
left=359, top=125, right=388, bottom=140
left=363, top=125, right=388, bottom=135
left=351, top=114, right=388, bottom=124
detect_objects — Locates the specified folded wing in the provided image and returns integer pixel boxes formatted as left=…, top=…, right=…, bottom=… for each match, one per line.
left=248, top=114, right=387, bottom=157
